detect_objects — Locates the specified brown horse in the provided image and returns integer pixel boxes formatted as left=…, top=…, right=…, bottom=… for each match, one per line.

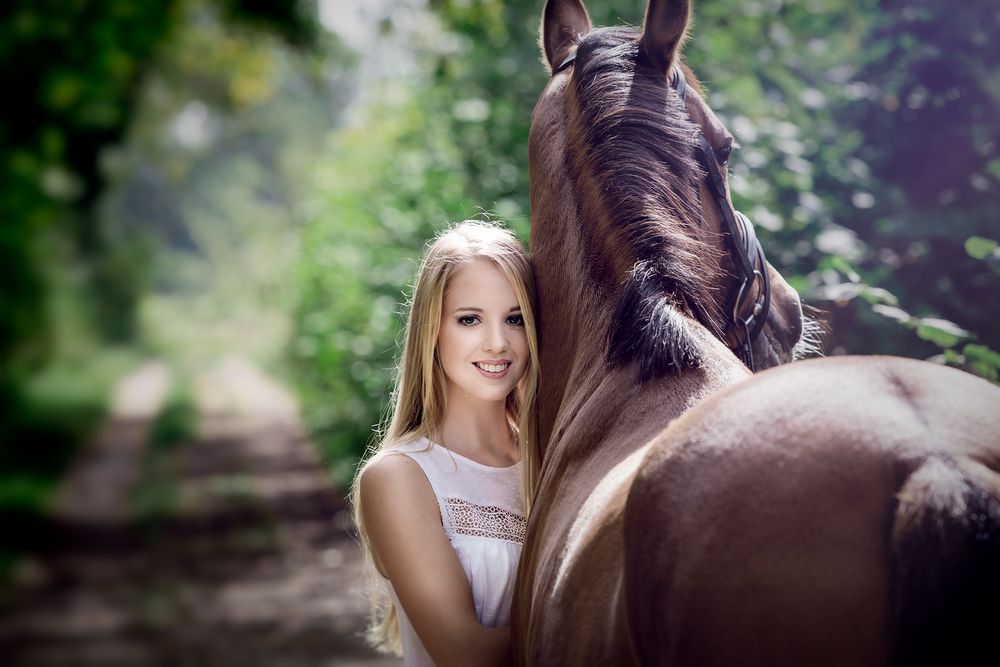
left=513, top=1, right=1000, bottom=665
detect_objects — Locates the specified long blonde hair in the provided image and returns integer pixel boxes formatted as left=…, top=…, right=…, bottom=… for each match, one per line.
left=350, top=219, right=540, bottom=655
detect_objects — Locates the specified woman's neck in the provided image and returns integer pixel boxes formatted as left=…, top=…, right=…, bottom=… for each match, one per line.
left=436, top=387, right=517, bottom=466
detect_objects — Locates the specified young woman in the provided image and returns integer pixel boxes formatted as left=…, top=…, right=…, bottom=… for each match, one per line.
left=351, top=220, right=540, bottom=666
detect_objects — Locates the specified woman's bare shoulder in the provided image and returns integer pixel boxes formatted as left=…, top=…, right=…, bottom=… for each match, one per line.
left=358, top=451, right=438, bottom=523
left=358, top=452, right=444, bottom=578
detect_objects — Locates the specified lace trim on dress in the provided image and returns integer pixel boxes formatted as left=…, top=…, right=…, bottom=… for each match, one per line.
left=443, top=497, right=526, bottom=544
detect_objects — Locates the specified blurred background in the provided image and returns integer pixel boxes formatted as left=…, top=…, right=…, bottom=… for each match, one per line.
left=0, top=0, right=997, bottom=664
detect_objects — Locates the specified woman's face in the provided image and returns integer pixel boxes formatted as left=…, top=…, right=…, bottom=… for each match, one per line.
left=438, top=258, right=529, bottom=406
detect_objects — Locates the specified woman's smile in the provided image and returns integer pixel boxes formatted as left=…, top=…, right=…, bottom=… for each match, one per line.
left=474, top=360, right=512, bottom=377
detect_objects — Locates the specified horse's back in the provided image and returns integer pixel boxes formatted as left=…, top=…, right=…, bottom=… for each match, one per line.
left=624, top=356, right=1000, bottom=666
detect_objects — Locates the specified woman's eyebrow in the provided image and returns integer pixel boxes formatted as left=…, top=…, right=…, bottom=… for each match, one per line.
left=452, top=306, right=522, bottom=313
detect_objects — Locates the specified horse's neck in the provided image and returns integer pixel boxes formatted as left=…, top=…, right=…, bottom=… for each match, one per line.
left=543, top=322, right=747, bottom=477
left=530, top=207, right=593, bottom=452
left=526, top=316, right=749, bottom=606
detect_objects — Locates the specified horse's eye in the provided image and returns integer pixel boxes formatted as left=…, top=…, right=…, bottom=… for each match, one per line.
left=716, top=141, right=733, bottom=165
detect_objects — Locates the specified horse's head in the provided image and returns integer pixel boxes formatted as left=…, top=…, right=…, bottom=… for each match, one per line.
left=531, top=0, right=806, bottom=379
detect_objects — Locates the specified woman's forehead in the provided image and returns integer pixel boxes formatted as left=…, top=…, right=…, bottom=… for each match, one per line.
left=444, top=259, right=519, bottom=306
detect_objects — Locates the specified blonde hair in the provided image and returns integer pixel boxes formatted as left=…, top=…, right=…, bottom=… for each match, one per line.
left=350, top=219, right=540, bottom=655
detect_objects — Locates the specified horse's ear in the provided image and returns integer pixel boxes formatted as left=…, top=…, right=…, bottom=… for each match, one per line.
left=540, top=0, right=592, bottom=74
left=640, top=0, right=691, bottom=76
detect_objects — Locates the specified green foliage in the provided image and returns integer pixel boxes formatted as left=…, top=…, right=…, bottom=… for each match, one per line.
left=966, top=236, right=999, bottom=262
left=1, top=0, right=179, bottom=381
left=1, top=0, right=325, bottom=518
left=147, top=385, right=198, bottom=451
left=834, top=0, right=1000, bottom=359
left=963, top=344, right=1000, bottom=382
left=101, top=0, right=338, bottom=379
left=219, top=0, right=320, bottom=48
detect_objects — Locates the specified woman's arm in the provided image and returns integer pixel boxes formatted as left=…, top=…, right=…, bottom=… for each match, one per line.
left=359, top=454, right=512, bottom=667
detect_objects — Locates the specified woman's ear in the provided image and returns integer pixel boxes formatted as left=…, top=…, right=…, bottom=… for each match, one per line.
left=540, top=0, right=592, bottom=73
left=640, top=0, right=691, bottom=76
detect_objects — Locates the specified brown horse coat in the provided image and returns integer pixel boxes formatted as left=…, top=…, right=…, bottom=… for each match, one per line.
left=513, top=1, right=1000, bottom=665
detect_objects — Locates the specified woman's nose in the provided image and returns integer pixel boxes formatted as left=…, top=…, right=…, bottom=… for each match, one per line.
left=483, top=322, right=508, bottom=353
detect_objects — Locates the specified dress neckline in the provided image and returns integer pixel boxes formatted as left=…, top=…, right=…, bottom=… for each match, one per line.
left=428, top=439, right=520, bottom=472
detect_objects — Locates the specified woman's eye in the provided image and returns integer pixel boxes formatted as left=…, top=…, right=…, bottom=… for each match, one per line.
left=506, top=314, right=524, bottom=326
left=458, top=315, right=480, bottom=326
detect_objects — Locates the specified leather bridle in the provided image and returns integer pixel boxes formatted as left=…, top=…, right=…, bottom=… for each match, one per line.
left=554, top=52, right=772, bottom=371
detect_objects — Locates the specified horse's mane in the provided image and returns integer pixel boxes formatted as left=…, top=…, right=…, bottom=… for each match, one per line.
left=570, top=27, right=727, bottom=379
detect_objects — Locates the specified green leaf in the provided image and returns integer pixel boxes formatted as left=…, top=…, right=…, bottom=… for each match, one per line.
left=859, top=286, right=899, bottom=306
left=942, top=349, right=964, bottom=366
left=965, top=236, right=998, bottom=260
left=871, top=304, right=912, bottom=324
left=828, top=255, right=860, bottom=282
left=915, top=318, right=971, bottom=349
left=963, top=344, right=1000, bottom=368
left=963, top=344, right=1000, bottom=382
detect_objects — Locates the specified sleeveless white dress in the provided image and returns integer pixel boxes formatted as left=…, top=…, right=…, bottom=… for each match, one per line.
left=380, top=437, right=526, bottom=666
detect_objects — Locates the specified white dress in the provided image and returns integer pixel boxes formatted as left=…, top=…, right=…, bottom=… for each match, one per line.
left=380, top=437, right=526, bottom=666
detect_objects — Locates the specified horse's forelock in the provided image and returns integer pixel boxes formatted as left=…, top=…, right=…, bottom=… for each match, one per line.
left=570, top=27, right=726, bottom=379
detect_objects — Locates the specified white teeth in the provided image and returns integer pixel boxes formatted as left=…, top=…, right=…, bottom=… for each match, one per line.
left=476, top=362, right=509, bottom=373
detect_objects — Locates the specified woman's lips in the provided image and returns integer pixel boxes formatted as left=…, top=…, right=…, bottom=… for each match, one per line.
left=473, top=361, right=511, bottom=378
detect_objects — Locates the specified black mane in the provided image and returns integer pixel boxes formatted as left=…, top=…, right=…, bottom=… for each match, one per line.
left=569, top=27, right=726, bottom=379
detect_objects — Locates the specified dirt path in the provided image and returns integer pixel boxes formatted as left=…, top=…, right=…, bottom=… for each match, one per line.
left=0, top=356, right=398, bottom=666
